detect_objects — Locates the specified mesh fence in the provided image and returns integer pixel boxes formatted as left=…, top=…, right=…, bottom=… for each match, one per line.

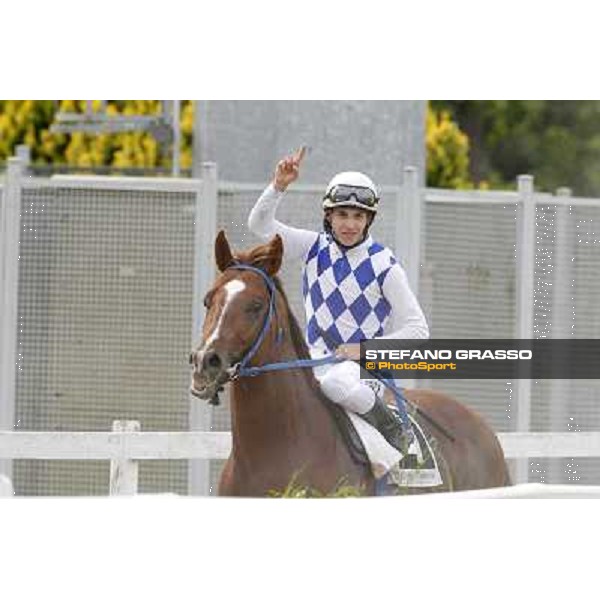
left=529, top=202, right=600, bottom=483
left=422, top=192, right=600, bottom=484
left=422, top=194, right=518, bottom=432
left=13, top=182, right=197, bottom=495
left=5, top=177, right=600, bottom=494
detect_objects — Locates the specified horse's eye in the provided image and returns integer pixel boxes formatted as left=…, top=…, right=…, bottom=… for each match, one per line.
left=246, top=299, right=263, bottom=314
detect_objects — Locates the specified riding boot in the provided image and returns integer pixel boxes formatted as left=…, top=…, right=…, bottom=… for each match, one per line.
left=360, top=396, right=414, bottom=455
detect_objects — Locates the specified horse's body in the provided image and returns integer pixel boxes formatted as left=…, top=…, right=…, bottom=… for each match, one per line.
left=190, top=232, right=511, bottom=496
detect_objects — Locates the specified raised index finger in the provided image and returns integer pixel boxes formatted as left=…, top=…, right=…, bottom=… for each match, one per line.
left=294, top=145, right=307, bottom=165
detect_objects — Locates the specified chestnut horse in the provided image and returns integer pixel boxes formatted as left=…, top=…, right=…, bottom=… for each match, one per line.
left=190, top=231, right=510, bottom=496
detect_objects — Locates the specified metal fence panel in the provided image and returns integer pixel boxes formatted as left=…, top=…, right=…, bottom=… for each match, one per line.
left=421, top=191, right=600, bottom=484
left=530, top=202, right=600, bottom=483
left=13, top=180, right=198, bottom=495
left=421, top=192, right=518, bottom=431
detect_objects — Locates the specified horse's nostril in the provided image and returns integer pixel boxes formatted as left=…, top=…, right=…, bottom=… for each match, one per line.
left=203, top=351, right=222, bottom=371
left=189, top=352, right=195, bottom=366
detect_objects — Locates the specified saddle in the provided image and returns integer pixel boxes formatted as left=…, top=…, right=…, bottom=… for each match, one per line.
left=321, top=398, right=371, bottom=468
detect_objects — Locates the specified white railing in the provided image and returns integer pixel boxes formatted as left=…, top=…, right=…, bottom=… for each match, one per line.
left=0, top=474, right=12, bottom=496
left=418, top=483, right=600, bottom=498
left=1, top=421, right=600, bottom=496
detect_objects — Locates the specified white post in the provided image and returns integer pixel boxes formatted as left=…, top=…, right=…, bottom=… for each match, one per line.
left=15, top=145, right=30, bottom=169
left=0, top=157, right=24, bottom=482
left=0, top=474, right=14, bottom=496
left=515, top=175, right=536, bottom=484
left=549, top=187, right=573, bottom=483
left=396, top=166, right=421, bottom=295
left=109, top=420, right=140, bottom=496
left=396, top=167, right=422, bottom=390
left=188, top=163, right=217, bottom=495
left=172, top=100, right=181, bottom=177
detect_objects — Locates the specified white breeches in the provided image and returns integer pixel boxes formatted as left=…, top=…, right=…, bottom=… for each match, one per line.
left=315, top=360, right=384, bottom=414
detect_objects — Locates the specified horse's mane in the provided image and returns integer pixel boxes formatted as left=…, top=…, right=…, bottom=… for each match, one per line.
left=272, top=277, right=311, bottom=360
left=270, top=276, right=331, bottom=402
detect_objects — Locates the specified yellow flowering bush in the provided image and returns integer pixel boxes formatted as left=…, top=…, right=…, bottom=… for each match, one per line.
left=426, top=106, right=474, bottom=189
left=0, top=100, right=194, bottom=171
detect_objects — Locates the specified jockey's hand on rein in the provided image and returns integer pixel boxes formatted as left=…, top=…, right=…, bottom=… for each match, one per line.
left=335, top=343, right=361, bottom=361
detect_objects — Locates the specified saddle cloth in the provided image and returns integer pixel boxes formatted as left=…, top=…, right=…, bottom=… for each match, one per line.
left=347, top=410, right=442, bottom=487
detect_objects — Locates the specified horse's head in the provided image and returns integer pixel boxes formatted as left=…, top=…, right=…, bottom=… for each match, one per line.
left=189, top=230, right=284, bottom=400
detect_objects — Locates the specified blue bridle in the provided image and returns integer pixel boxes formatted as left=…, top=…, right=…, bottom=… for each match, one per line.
left=224, top=263, right=343, bottom=381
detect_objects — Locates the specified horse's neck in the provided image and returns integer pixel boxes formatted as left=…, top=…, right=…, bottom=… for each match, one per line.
left=229, top=338, right=332, bottom=459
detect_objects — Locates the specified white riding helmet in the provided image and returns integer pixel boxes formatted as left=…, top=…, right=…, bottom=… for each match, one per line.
left=322, top=171, right=380, bottom=213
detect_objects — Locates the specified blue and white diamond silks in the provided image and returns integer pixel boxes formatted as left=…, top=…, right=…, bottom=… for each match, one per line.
left=302, top=233, right=396, bottom=353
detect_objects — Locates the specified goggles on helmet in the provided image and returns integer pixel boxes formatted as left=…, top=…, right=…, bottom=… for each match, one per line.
left=323, top=184, right=379, bottom=209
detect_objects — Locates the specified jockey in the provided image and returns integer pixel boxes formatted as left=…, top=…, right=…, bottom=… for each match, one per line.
left=248, top=147, right=429, bottom=454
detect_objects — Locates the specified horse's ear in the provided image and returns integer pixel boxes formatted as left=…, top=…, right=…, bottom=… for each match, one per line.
left=215, top=230, right=234, bottom=272
left=256, top=234, right=283, bottom=276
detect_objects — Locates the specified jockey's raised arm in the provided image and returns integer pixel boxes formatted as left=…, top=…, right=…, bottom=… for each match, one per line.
left=272, top=145, right=306, bottom=192
left=248, top=146, right=317, bottom=261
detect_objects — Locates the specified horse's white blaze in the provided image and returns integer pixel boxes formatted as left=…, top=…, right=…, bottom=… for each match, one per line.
left=201, top=279, right=246, bottom=355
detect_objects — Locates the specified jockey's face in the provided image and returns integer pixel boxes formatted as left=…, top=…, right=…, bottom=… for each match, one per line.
left=327, top=207, right=371, bottom=247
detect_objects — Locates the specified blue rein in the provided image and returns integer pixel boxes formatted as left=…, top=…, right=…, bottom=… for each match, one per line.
left=222, top=263, right=411, bottom=431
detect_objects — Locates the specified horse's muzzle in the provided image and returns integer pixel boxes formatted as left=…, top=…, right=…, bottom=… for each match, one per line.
left=189, top=374, right=226, bottom=401
left=189, top=348, right=233, bottom=401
